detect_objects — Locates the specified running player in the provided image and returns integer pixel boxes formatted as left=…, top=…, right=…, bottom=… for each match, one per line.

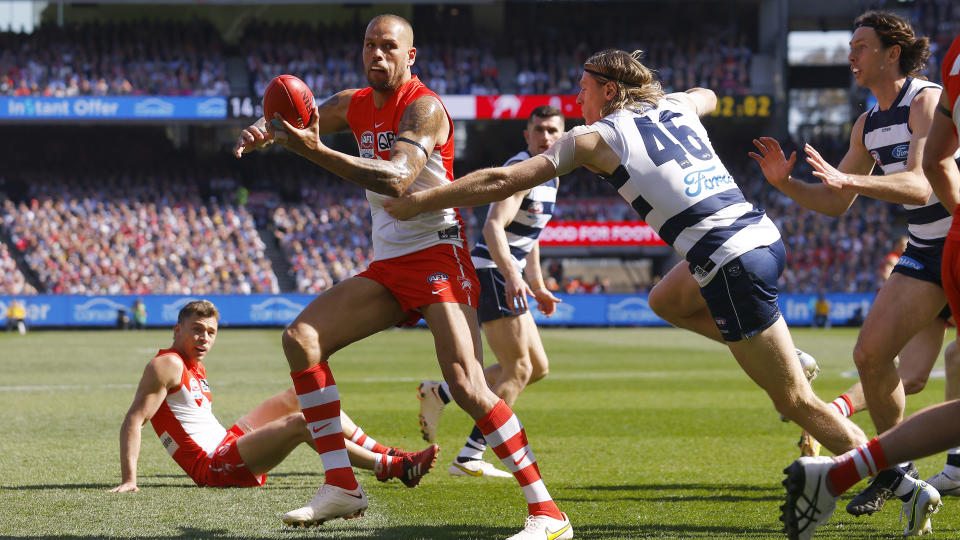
left=384, top=48, right=868, bottom=458
left=108, top=300, right=437, bottom=493
left=750, top=10, right=950, bottom=516
left=781, top=31, right=960, bottom=540
left=418, top=106, right=564, bottom=479
left=235, top=14, right=571, bottom=539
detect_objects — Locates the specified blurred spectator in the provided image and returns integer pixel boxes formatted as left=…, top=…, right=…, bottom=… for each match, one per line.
left=132, top=298, right=147, bottom=329
left=0, top=242, right=36, bottom=295
left=5, top=298, right=27, bottom=334
left=814, top=293, right=831, bottom=329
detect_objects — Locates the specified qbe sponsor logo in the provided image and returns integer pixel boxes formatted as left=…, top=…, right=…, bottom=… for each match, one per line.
left=249, top=297, right=305, bottom=323
left=73, top=297, right=128, bottom=322
left=607, top=297, right=663, bottom=324
left=159, top=431, right=180, bottom=456
left=377, top=131, right=395, bottom=152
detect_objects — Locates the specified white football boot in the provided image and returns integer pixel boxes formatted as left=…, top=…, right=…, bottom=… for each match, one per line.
left=448, top=458, right=514, bottom=478
left=417, top=380, right=447, bottom=443
left=780, top=456, right=838, bottom=540
left=507, top=512, right=573, bottom=540
left=900, top=480, right=942, bottom=536
left=281, top=484, right=368, bottom=527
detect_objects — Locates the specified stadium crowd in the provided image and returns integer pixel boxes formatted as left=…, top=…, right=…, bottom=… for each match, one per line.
left=0, top=179, right=278, bottom=295
left=0, top=20, right=228, bottom=97
left=0, top=242, right=36, bottom=295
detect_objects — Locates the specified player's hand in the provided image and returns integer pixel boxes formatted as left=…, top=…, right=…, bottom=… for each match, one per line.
left=748, top=137, right=795, bottom=188
left=503, top=273, right=534, bottom=314
left=805, top=143, right=849, bottom=191
left=234, top=117, right=273, bottom=158
left=269, top=105, right=322, bottom=158
left=382, top=192, right=423, bottom=221
left=108, top=482, right=139, bottom=493
left=531, top=287, right=562, bottom=317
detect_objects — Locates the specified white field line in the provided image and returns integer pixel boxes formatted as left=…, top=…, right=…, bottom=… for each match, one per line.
left=0, top=369, right=734, bottom=391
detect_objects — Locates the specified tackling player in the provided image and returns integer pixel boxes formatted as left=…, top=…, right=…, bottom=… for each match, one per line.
left=384, top=48, right=868, bottom=459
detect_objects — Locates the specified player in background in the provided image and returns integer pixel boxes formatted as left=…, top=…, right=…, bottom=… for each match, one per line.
left=235, top=14, right=572, bottom=539
left=417, top=106, right=565, bottom=479
left=384, top=48, right=868, bottom=460
left=780, top=31, right=960, bottom=540
left=750, top=10, right=950, bottom=517
left=108, top=300, right=438, bottom=494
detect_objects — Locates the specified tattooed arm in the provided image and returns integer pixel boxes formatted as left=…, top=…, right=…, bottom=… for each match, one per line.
left=234, top=90, right=355, bottom=157
left=268, top=95, right=448, bottom=197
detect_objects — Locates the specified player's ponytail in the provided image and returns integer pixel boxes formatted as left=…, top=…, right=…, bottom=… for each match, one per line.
left=584, top=49, right=664, bottom=117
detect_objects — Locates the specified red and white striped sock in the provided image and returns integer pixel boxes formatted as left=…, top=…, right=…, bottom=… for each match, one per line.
left=476, top=399, right=563, bottom=519
left=830, top=394, right=854, bottom=417
left=291, top=362, right=358, bottom=491
left=349, top=426, right=389, bottom=454
left=827, top=437, right=888, bottom=496
left=374, top=453, right=403, bottom=479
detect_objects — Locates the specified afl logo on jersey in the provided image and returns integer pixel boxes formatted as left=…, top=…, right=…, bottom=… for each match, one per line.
left=527, top=201, right=544, bottom=215
left=360, top=131, right=375, bottom=158
left=870, top=150, right=882, bottom=167
left=892, top=144, right=909, bottom=160
left=427, top=272, right=449, bottom=283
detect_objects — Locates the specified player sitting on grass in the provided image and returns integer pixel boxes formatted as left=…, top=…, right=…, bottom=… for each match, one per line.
left=108, top=299, right=437, bottom=493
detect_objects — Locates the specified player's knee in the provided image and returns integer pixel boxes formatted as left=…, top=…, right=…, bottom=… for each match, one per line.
left=770, top=387, right=812, bottom=421
left=852, top=342, right=888, bottom=377
left=647, top=284, right=673, bottom=319
left=528, top=356, right=549, bottom=384
left=901, top=374, right=928, bottom=395
left=504, top=357, right=534, bottom=386
left=282, top=322, right=320, bottom=359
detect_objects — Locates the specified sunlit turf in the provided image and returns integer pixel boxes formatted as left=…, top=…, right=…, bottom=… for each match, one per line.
left=1, top=326, right=957, bottom=538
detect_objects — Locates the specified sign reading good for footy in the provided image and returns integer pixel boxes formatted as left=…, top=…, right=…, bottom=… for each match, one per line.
left=539, top=221, right=667, bottom=247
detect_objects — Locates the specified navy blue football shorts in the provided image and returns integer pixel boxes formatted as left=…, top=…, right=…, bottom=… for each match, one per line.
left=699, top=240, right=786, bottom=342
left=476, top=267, right=527, bottom=323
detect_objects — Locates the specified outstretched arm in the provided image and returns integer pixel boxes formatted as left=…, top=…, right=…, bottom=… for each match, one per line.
left=482, top=189, right=535, bottom=314
left=269, top=95, right=448, bottom=197
left=108, top=355, right=180, bottom=493
left=749, top=115, right=874, bottom=217
left=807, top=89, right=939, bottom=206
left=666, top=88, right=717, bottom=117
left=922, top=91, right=960, bottom=214
left=525, top=240, right=561, bottom=316
left=383, top=129, right=616, bottom=219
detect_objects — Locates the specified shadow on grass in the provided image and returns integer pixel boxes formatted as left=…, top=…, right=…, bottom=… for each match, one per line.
left=558, top=482, right=784, bottom=503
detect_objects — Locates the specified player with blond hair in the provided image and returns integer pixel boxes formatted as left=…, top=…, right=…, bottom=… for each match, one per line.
left=384, top=48, right=868, bottom=460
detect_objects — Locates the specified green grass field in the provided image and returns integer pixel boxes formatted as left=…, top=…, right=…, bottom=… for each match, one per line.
left=1, top=326, right=957, bottom=539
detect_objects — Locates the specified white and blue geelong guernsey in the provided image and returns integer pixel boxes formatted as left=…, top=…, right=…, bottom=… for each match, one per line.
left=862, top=77, right=950, bottom=250
left=581, top=97, right=780, bottom=286
left=471, top=150, right=558, bottom=271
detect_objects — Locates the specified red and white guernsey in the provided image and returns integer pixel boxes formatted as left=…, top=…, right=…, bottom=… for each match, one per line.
left=149, top=348, right=227, bottom=480
left=943, top=34, right=960, bottom=136
left=347, top=76, right=463, bottom=261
